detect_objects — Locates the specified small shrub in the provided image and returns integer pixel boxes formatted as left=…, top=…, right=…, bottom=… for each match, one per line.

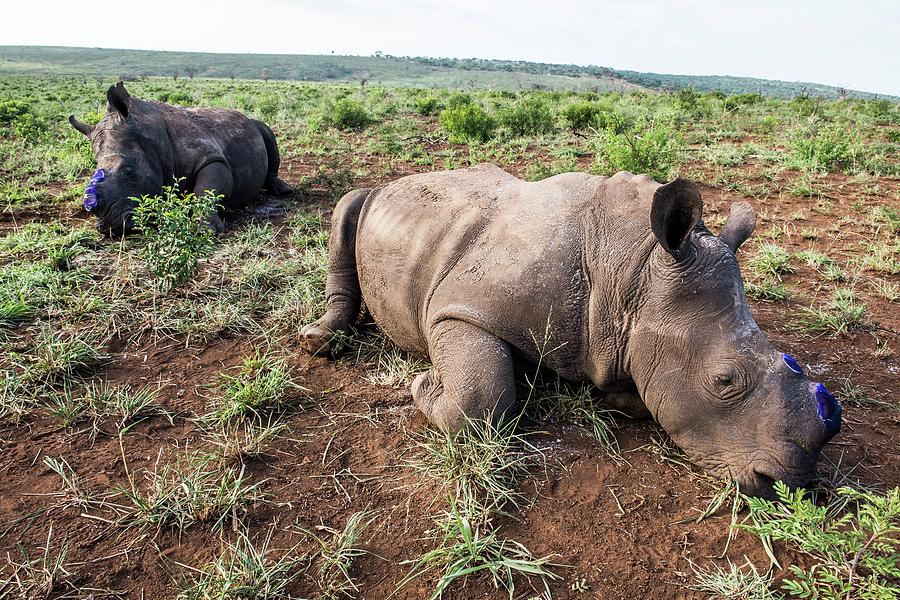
left=595, top=116, right=683, bottom=182
left=415, top=94, right=443, bottom=116
left=740, top=482, right=900, bottom=599
left=440, top=103, right=496, bottom=144
left=724, top=93, right=763, bottom=112
left=256, top=94, right=279, bottom=120
left=0, top=98, right=31, bottom=124
left=498, top=97, right=556, bottom=137
left=561, top=101, right=606, bottom=130
left=131, top=182, right=220, bottom=289
left=323, top=97, right=373, bottom=130
left=792, top=122, right=861, bottom=172
left=156, top=90, right=195, bottom=105
left=446, top=92, right=473, bottom=110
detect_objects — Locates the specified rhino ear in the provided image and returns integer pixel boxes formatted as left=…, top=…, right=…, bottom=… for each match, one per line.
left=68, top=115, right=93, bottom=137
left=719, top=200, right=756, bottom=254
left=106, top=81, right=131, bottom=118
left=650, top=178, right=703, bottom=257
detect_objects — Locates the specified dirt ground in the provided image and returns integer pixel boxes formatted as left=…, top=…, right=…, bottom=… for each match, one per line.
left=1, top=146, right=898, bottom=599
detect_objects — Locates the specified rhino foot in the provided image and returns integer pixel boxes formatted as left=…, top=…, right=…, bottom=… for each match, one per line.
left=268, top=176, right=293, bottom=197
left=299, top=323, right=336, bottom=356
left=207, top=212, right=226, bottom=234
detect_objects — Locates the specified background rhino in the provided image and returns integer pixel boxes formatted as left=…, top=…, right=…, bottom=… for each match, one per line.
left=69, top=82, right=292, bottom=236
left=301, top=164, right=841, bottom=497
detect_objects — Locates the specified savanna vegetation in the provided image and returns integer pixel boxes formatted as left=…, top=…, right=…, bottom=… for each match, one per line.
left=0, top=72, right=898, bottom=598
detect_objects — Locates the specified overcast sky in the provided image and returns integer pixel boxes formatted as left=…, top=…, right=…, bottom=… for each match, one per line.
left=3, top=0, right=899, bottom=95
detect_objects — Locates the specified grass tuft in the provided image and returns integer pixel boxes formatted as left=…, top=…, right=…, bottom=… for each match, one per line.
left=177, top=528, right=307, bottom=600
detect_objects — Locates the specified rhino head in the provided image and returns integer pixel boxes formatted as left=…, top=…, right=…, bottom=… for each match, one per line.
left=627, top=179, right=841, bottom=497
left=69, top=82, right=168, bottom=237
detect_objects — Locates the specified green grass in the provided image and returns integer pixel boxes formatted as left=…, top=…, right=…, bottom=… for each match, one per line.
left=28, top=326, right=105, bottom=382
left=0, top=527, right=72, bottom=599
left=531, top=379, right=622, bottom=460
left=338, top=329, right=429, bottom=387
left=396, top=497, right=561, bottom=600
left=794, top=289, right=866, bottom=336
left=177, top=529, right=307, bottom=600
left=299, top=511, right=373, bottom=599
left=409, top=418, right=542, bottom=521
left=745, top=280, right=791, bottom=302
left=747, top=244, right=796, bottom=281
left=209, top=352, right=302, bottom=424
left=120, top=453, right=264, bottom=535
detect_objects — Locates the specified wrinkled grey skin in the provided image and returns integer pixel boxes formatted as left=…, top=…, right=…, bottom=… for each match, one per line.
left=69, top=82, right=292, bottom=237
left=301, top=164, right=839, bottom=497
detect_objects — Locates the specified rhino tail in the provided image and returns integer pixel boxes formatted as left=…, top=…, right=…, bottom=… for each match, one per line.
left=253, top=119, right=293, bottom=196
left=299, top=188, right=371, bottom=356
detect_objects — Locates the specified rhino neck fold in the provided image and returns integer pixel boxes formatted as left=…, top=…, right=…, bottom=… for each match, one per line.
left=580, top=205, right=659, bottom=393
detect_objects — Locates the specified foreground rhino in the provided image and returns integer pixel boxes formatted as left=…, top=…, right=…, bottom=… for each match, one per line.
left=69, top=82, right=292, bottom=236
left=301, top=164, right=841, bottom=496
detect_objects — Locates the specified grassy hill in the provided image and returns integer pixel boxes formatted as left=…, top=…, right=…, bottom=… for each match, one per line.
left=0, top=45, right=895, bottom=100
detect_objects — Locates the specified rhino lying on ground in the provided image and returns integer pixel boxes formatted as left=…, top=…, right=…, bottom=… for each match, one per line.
left=301, top=164, right=841, bottom=497
left=69, top=82, right=292, bottom=237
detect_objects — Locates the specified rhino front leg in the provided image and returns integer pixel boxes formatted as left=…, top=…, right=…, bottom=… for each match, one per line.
left=193, top=161, right=234, bottom=233
left=412, top=319, right=516, bottom=432
left=300, top=188, right=370, bottom=354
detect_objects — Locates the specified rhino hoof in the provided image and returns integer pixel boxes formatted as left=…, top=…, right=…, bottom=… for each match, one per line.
left=299, top=324, right=334, bottom=356
left=269, top=177, right=293, bottom=197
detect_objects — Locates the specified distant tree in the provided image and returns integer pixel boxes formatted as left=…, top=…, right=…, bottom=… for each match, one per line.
left=173, top=69, right=178, bottom=81
left=230, top=73, right=235, bottom=82
left=184, top=66, right=198, bottom=80
left=261, top=68, right=270, bottom=82
left=357, top=71, right=370, bottom=88
left=374, top=50, right=383, bottom=58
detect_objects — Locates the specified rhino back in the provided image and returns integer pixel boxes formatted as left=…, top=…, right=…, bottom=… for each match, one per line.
left=356, top=164, right=604, bottom=376
left=141, top=101, right=268, bottom=204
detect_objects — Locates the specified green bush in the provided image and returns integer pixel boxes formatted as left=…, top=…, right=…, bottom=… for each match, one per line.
left=792, top=122, right=860, bottom=172
left=323, top=97, right=373, bottom=130
left=446, top=92, right=473, bottom=110
left=595, top=117, right=683, bottom=182
left=440, top=103, right=496, bottom=144
left=156, top=90, right=195, bottom=106
left=561, top=102, right=601, bottom=130
left=12, top=112, right=45, bottom=141
left=0, top=99, right=31, bottom=124
left=791, top=95, right=823, bottom=117
left=256, top=95, right=279, bottom=120
left=498, top=97, right=556, bottom=137
left=0, top=99, right=44, bottom=141
left=131, top=182, right=220, bottom=289
left=724, top=93, right=763, bottom=112
left=415, top=94, right=443, bottom=116
left=741, top=482, right=899, bottom=599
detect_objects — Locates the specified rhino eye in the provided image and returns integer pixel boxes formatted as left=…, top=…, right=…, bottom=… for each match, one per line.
left=708, top=365, right=749, bottom=402
left=121, top=166, right=137, bottom=181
